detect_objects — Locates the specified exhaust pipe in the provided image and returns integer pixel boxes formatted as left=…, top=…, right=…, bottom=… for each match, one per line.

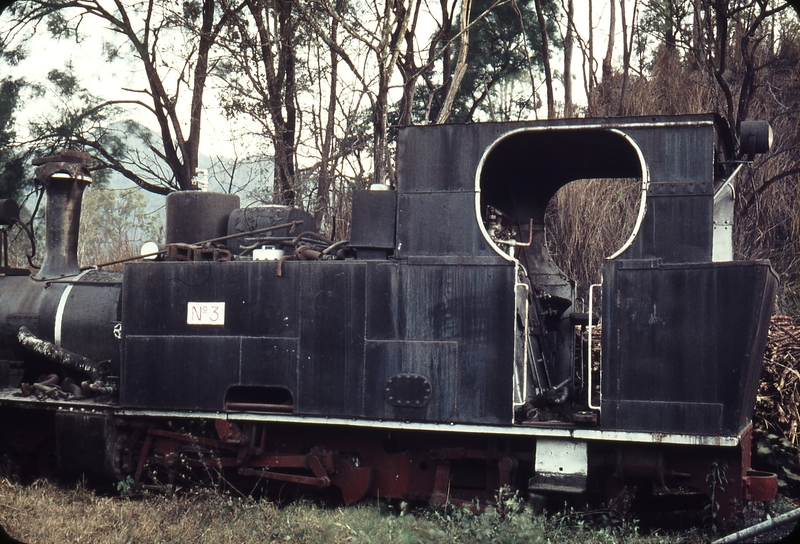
left=32, top=150, right=92, bottom=278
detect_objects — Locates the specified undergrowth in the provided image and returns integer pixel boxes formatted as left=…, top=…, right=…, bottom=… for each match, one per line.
left=0, top=478, right=707, bottom=544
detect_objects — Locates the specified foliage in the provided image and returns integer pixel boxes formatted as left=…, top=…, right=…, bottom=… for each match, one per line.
left=446, top=0, right=562, bottom=123
left=704, top=459, right=729, bottom=531
left=2, top=0, right=232, bottom=194
left=0, top=76, right=31, bottom=202
left=77, top=184, right=162, bottom=268
left=115, top=475, right=135, bottom=498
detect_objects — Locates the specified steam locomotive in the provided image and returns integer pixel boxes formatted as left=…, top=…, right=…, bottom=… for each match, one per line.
left=0, top=114, right=779, bottom=521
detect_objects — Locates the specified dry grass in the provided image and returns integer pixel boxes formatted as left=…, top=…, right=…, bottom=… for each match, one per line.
left=0, top=479, right=397, bottom=544
left=544, top=177, right=641, bottom=305
left=0, top=478, right=705, bottom=544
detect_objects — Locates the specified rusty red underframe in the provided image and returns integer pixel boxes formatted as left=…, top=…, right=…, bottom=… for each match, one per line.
left=123, top=419, right=769, bottom=522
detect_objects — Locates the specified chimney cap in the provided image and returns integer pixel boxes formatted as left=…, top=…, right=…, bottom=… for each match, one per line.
left=32, top=149, right=92, bottom=166
left=33, top=149, right=92, bottom=185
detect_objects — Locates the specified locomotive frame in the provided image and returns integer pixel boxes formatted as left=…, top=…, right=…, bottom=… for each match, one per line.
left=0, top=114, right=780, bottom=522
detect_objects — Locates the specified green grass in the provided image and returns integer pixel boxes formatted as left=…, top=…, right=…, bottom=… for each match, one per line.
left=0, top=478, right=711, bottom=544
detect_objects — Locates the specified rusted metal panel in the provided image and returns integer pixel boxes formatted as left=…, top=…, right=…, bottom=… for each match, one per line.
left=55, top=411, right=122, bottom=480
left=121, top=336, right=239, bottom=410
left=121, top=257, right=514, bottom=424
left=625, top=193, right=714, bottom=262
left=396, top=192, right=500, bottom=258
left=363, top=261, right=515, bottom=424
left=620, top=124, right=714, bottom=183
left=601, top=260, right=778, bottom=434
left=530, top=438, right=588, bottom=493
left=295, top=261, right=367, bottom=416
left=239, top=337, right=300, bottom=392
left=364, top=341, right=457, bottom=421
left=121, top=261, right=301, bottom=337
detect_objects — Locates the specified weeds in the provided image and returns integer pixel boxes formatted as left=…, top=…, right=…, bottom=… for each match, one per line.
left=115, top=475, right=134, bottom=497
left=704, top=458, right=729, bottom=532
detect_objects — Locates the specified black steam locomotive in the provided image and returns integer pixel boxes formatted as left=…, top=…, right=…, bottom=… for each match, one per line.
left=0, top=114, right=779, bottom=521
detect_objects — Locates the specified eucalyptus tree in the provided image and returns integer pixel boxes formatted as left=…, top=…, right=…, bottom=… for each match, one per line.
left=336, top=0, right=418, bottom=187
left=1, top=0, right=239, bottom=194
left=214, top=0, right=303, bottom=206
left=0, top=76, right=31, bottom=202
left=444, top=0, right=562, bottom=123
left=78, top=184, right=161, bottom=266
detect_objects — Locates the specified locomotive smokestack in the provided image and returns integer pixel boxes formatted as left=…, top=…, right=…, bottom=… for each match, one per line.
left=32, top=150, right=92, bottom=278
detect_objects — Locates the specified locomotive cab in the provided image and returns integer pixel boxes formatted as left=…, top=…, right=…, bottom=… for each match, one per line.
left=476, top=127, right=645, bottom=423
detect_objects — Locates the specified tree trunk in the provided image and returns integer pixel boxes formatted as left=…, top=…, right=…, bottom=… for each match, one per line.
left=587, top=0, right=594, bottom=114
left=436, top=0, right=471, bottom=124
left=398, top=0, right=423, bottom=126
left=278, top=0, right=297, bottom=205
left=247, top=0, right=297, bottom=205
left=316, top=1, right=342, bottom=232
left=373, top=69, right=390, bottom=187
left=372, top=0, right=415, bottom=187
left=617, top=0, right=632, bottom=116
left=183, top=0, right=217, bottom=189
left=602, top=0, right=615, bottom=83
left=691, top=0, right=704, bottom=68
left=534, top=0, right=554, bottom=119
left=564, top=0, right=574, bottom=117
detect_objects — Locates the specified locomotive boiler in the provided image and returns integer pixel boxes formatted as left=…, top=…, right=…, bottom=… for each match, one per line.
left=0, top=114, right=780, bottom=521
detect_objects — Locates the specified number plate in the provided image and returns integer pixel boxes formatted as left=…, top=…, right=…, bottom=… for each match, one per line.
left=187, top=302, right=226, bottom=325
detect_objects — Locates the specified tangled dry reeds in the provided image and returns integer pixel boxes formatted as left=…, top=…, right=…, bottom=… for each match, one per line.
left=756, top=316, right=800, bottom=446
left=754, top=316, right=800, bottom=490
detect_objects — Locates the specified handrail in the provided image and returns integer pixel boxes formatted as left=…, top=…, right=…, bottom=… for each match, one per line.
left=587, top=283, right=602, bottom=411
